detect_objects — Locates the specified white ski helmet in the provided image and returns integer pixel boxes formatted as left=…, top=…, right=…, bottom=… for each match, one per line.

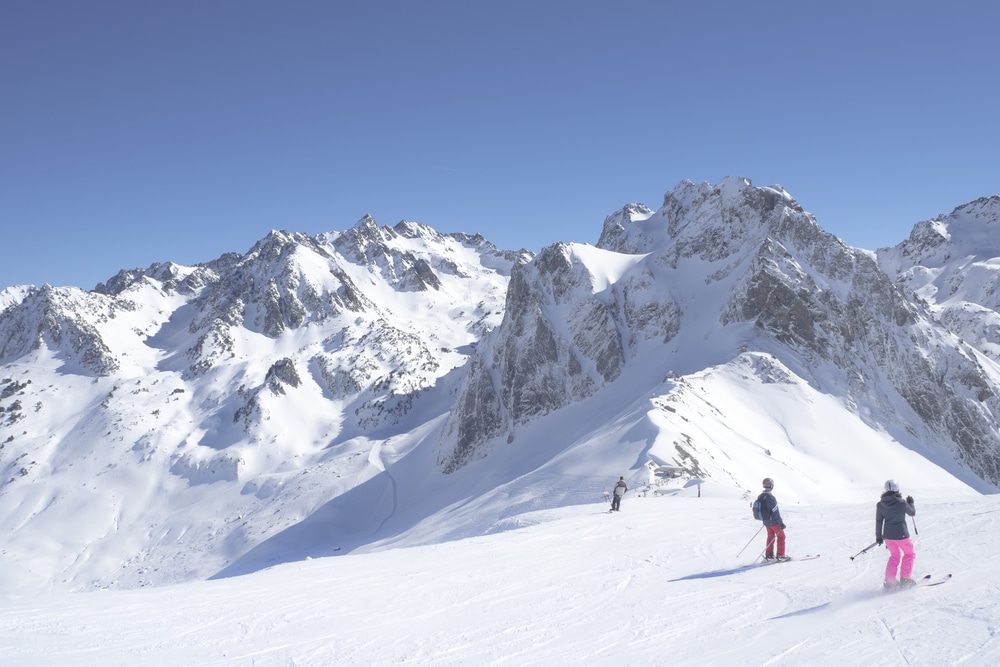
left=884, top=479, right=899, bottom=493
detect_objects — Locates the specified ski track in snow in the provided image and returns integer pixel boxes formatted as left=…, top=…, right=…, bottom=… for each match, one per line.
left=2, top=494, right=1000, bottom=666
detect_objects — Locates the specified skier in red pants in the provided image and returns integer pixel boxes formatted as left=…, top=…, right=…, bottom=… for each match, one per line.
left=756, top=477, right=789, bottom=561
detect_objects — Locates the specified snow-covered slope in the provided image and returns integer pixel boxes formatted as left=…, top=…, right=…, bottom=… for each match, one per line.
left=2, top=178, right=1000, bottom=605
left=3, top=492, right=997, bottom=666
left=878, top=196, right=1000, bottom=359
left=438, top=177, right=1000, bottom=489
left=0, top=218, right=527, bottom=594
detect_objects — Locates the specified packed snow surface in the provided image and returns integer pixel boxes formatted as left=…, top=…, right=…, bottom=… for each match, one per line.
left=1, top=489, right=996, bottom=666
left=4, top=185, right=1000, bottom=665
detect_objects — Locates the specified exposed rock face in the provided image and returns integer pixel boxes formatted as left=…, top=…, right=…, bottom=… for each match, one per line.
left=439, top=355, right=507, bottom=473
left=0, top=216, right=522, bottom=442
left=6, top=179, right=1000, bottom=597
left=188, top=230, right=371, bottom=344
left=0, top=286, right=120, bottom=376
left=265, top=358, right=301, bottom=394
left=873, top=196, right=1000, bottom=483
left=332, top=217, right=445, bottom=292
left=437, top=178, right=1000, bottom=485
left=437, top=241, right=645, bottom=472
left=879, top=196, right=1000, bottom=360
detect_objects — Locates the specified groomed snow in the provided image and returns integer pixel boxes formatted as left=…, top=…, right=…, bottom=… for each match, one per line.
left=2, top=490, right=996, bottom=666
left=4, top=190, right=1000, bottom=665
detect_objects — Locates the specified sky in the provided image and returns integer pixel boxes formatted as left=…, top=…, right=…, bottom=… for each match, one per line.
left=2, top=0, right=998, bottom=290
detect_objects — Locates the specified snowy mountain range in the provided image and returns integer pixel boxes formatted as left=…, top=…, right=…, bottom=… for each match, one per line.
left=2, top=176, right=999, bottom=598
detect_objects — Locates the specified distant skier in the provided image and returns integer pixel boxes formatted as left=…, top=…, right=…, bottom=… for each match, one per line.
left=755, top=477, right=789, bottom=561
left=876, top=479, right=916, bottom=589
left=611, top=477, right=627, bottom=511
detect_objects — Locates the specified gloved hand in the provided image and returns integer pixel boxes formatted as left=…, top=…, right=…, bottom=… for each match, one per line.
left=876, top=538, right=883, bottom=546
left=906, top=495, right=914, bottom=505
left=781, top=523, right=786, bottom=530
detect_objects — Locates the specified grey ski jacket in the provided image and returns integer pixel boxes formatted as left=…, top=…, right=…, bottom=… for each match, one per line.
left=875, top=492, right=915, bottom=542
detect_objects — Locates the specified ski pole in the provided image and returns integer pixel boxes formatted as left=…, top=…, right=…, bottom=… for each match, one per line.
left=735, top=525, right=764, bottom=558
left=849, top=541, right=879, bottom=561
left=911, top=516, right=919, bottom=536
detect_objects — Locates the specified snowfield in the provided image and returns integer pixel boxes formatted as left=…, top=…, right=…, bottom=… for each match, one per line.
left=2, top=488, right=997, bottom=666
left=4, top=183, right=1000, bottom=666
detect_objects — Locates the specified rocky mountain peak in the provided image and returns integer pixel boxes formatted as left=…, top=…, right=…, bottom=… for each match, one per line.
left=0, top=285, right=121, bottom=376
left=876, top=194, right=1000, bottom=363
left=3, top=179, right=1000, bottom=597
left=438, top=178, right=1000, bottom=493
left=597, top=177, right=810, bottom=264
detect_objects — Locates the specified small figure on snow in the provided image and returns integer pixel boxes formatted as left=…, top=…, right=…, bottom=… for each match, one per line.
left=611, top=476, right=627, bottom=511
left=876, top=479, right=916, bottom=589
left=755, top=477, right=789, bottom=561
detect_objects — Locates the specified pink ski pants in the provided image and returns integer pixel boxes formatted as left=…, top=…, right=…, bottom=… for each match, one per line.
left=884, top=537, right=915, bottom=582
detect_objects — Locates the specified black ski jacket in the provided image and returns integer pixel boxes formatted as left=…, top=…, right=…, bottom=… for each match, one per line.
left=758, top=491, right=784, bottom=527
left=875, top=492, right=915, bottom=542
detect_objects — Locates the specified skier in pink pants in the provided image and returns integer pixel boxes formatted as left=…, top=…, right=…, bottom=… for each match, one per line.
left=875, top=479, right=916, bottom=589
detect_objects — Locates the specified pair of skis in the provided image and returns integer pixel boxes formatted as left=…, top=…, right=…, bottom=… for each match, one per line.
left=755, top=553, right=820, bottom=565
left=752, top=555, right=952, bottom=590
left=919, top=573, right=952, bottom=586
left=887, top=573, right=952, bottom=590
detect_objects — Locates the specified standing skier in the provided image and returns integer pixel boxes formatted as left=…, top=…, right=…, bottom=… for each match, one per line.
left=611, top=476, right=627, bottom=511
left=876, top=479, right=916, bottom=588
left=756, top=477, right=789, bottom=561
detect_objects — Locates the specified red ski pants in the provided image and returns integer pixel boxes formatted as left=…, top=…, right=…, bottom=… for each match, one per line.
left=765, top=525, right=785, bottom=557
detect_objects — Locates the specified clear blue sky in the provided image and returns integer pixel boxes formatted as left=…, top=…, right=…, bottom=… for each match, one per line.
left=2, top=1, right=998, bottom=290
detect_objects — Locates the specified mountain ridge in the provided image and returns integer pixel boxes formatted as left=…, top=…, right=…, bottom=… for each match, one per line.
left=1, top=179, right=999, bottom=595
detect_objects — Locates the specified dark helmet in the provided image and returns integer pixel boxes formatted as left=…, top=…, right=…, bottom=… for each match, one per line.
left=762, top=477, right=774, bottom=490
left=884, top=479, right=899, bottom=493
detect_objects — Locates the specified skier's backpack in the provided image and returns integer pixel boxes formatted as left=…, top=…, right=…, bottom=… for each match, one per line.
left=752, top=493, right=771, bottom=522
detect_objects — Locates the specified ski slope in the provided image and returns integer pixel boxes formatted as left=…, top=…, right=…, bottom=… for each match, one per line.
left=2, top=488, right=997, bottom=666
